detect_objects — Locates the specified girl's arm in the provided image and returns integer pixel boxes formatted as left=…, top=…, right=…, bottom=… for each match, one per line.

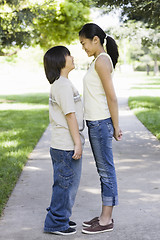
left=66, top=112, right=82, bottom=159
left=95, top=56, right=122, bottom=141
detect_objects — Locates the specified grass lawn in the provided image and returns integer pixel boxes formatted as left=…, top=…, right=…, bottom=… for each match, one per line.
left=0, top=93, right=49, bottom=216
left=128, top=96, right=160, bottom=140
left=131, top=75, right=160, bottom=89
left=128, top=74, right=160, bottom=140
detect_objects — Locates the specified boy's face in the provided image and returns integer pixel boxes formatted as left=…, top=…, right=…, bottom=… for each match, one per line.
left=65, top=55, right=75, bottom=72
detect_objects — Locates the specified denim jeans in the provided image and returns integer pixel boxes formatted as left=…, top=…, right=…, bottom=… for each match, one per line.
left=86, top=118, right=118, bottom=206
left=44, top=147, right=82, bottom=232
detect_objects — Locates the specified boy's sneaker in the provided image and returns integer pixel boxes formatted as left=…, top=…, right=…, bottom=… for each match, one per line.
left=69, top=221, right=77, bottom=228
left=82, top=220, right=114, bottom=234
left=82, top=217, right=99, bottom=227
left=54, top=227, right=76, bottom=235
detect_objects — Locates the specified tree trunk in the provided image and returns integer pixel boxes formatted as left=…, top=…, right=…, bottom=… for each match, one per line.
left=154, top=59, right=159, bottom=75
left=146, top=64, right=150, bottom=75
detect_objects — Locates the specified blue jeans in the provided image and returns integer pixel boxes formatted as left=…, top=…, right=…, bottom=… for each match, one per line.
left=86, top=118, right=118, bottom=206
left=44, top=147, right=82, bottom=232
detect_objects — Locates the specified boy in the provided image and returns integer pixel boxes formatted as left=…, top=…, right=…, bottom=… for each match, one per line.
left=43, top=46, right=84, bottom=235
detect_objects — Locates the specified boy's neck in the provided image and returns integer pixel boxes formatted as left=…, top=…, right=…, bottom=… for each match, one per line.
left=60, top=73, right=68, bottom=79
left=60, top=69, right=69, bottom=79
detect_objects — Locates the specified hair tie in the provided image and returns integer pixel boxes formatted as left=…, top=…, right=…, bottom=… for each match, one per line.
left=105, top=34, right=108, bottom=45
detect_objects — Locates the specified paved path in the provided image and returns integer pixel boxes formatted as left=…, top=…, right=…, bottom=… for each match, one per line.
left=0, top=75, right=160, bottom=240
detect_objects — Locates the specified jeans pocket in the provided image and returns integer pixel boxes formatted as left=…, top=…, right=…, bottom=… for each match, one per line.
left=106, top=122, right=114, bottom=137
left=58, top=152, right=75, bottom=189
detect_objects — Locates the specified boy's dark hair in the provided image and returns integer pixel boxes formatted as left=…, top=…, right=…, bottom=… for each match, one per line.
left=79, top=23, right=119, bottom=68
left=44, top=46, right=70, bottom=84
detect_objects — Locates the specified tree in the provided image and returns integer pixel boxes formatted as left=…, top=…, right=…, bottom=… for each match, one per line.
left=141, top=29, right=160, bottom=74
left=108, top=21, right=160, bottom=74
left=94, top=0, right=160, bottom=29
left=0, top=0, right=90, bottom=55
left=0, top=0, right=36, bottom=55
left=34, top=0, right=90, bottom=50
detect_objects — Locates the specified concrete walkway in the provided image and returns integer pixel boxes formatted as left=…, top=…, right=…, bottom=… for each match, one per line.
left=0, top=80, right=160, bottom=240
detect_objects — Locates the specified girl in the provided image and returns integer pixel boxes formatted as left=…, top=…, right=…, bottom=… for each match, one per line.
left=79, top=23, right=122, bottom=234
left=43, top=46, right=85, bottom=235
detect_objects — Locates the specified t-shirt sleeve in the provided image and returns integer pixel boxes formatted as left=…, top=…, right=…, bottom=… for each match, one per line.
left=55, top=83, right=75, bottom=115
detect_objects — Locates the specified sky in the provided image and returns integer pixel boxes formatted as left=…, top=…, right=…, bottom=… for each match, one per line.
left=91, top=8, right=120, bottom=30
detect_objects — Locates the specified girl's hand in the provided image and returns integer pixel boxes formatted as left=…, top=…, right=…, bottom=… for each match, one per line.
left=114, top=127, right=122, bottom=141
left=72, top=143, right=82, bottom=160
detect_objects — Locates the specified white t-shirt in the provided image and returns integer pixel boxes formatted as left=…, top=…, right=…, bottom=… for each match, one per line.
left=83, top=52, right=114, bottom=121
left=49, top=76, right=85, bottom=150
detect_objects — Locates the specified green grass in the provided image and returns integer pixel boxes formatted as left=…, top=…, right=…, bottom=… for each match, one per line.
left=128, top=73, right=160, bottom=140
left=0, top=93, right=49, bottom=216
left=0, top=93, right=49, bottom=105
left=128, top=96, right=160, bottom=140
left=132, top=87, right=160, bottom=89
left=131, top=75, right=160, bottom=89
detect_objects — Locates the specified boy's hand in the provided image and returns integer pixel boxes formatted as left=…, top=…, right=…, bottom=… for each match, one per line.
left=72, top=144, right=82, bottom=160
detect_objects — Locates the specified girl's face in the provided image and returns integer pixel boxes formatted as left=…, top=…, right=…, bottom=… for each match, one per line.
left=79, top=36, right=96, bottom=57
left=65, top=54, right=75, bottom=72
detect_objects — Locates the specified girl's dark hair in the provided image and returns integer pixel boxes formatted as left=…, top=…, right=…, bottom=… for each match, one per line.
left=44, top=46, right=70, bottom=84
left=79, top=23, right=119, bottom=68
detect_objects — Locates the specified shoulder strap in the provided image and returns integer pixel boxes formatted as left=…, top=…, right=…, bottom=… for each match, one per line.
left=95, top=52, right=114, bottom=72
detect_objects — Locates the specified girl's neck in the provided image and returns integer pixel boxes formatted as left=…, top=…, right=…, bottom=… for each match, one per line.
left=94, top=46, right=105, bottom=58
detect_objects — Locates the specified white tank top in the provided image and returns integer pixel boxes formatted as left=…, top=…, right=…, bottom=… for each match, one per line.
left=83, top=52, right=114, bottom=121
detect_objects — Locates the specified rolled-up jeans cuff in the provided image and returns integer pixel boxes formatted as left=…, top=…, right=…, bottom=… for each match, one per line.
left=102, top=195, right=119, bottom=206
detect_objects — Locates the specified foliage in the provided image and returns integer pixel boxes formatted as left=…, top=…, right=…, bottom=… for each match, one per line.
left=94, top=0, right=160, bottom=29
left=0, top=0, right=90, bottom=55
left=108, top=21, right=160, bottom=73
left=0, top=0, right=36, bottom=55
left=35, top=0, right=90, bottom=50
left=0, top=93, right=49, bottom=216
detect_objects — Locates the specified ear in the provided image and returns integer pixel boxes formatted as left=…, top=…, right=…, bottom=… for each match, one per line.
left=93, top=36, right=99, bottom=44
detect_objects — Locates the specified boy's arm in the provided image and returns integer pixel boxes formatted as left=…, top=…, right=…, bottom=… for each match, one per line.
left=66, top=112, right=82, bottom=160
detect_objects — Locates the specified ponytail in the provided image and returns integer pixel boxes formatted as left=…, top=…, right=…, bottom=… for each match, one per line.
left=105, top=36, right=119, bottom=68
